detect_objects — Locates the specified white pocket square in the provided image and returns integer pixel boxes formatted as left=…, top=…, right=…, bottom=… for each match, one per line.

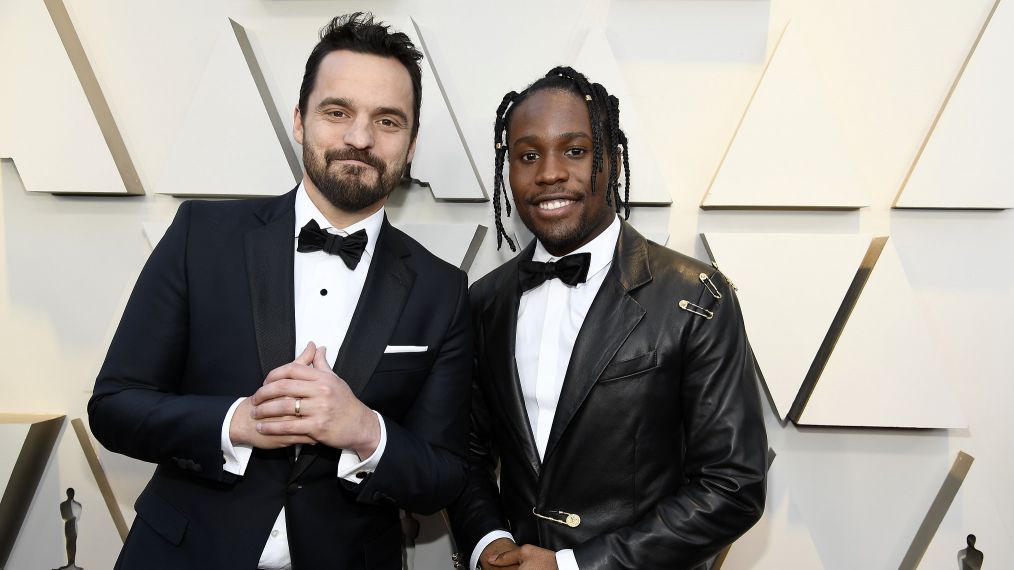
left=384, top=345, right=428, bottom=353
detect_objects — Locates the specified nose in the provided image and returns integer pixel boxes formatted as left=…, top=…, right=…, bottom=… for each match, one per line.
left=343, top=116, right=374, bottom=149
left=535, top=154, right=569, bottom=186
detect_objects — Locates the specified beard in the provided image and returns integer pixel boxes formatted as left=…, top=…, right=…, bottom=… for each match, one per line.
left=524, top=209, right=597, bottom=253
left=303, top=142, right=407, bottom=212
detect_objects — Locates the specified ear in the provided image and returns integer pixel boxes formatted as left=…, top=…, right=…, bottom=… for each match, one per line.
left=293, top=106, right=304, bottom=145
left=406, top=138, right=416, bottom=164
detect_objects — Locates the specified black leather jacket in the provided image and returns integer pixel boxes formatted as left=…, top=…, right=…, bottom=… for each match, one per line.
left=449, top=221, right=767, bottom=569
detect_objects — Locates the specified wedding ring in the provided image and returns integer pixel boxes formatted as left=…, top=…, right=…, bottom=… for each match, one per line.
left=294, top=398, right=302, bottom=417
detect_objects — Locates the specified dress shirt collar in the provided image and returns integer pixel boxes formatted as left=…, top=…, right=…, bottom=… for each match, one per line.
left=294, top=182, right=384, bottom=260
left=532, top=214, right=621, bottom=284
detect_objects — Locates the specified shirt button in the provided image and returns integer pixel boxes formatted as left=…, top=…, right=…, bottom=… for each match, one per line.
left=320, top=288, right=328, bottom=296
left=271, top=529, right=279, bottom=537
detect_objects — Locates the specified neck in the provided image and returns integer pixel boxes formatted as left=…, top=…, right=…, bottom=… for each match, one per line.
left=303, top=176, right=384, bottom=229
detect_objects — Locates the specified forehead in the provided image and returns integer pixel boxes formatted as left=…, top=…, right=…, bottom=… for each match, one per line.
left=309, top=50, right=413, bottom=110
left=508, top=89, right=591, bottom=143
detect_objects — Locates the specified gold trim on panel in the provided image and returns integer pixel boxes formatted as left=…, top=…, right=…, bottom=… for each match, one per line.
left=42, top=0, right=144, bottom=195
left=0, top=415, right=66, bottom=568
left=898, top=451, right=975, bottom=570
left=409, top=17, right=490, bottom=202
left=700, top=22, right=789, bottom=209
left=460, top=224, right=488, bottom=273
left=229, top=19, right=302, bottom=184
left=71, top=418, right=128, bottom=542
left=891, top=0, right=1004, bottom=209
left=788, top=236, right=889, bottom=424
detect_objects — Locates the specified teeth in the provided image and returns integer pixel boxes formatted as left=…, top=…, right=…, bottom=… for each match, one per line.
left=538, top=199, right=572, bottom=211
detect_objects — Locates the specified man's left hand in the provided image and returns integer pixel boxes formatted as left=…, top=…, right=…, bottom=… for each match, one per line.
left=250, top=346, right=381, bottom=458
left=490, top=544, right=558, bottom=569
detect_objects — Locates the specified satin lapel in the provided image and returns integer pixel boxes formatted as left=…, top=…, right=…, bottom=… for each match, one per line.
left=543, top=222, right=652, bottom=464
left=483, top=243, right=542, bottom=476
left=245, top=191, right=297, bottom=382
left=290, top=218, right=414, bottom=483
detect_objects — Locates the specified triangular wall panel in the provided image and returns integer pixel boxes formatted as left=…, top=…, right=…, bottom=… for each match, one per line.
left=918, top=455, right=1014, bottom=568
left=798, top=239, right=965, bottom=428
left=406, top=18, right=488, bottom=202
left=395, top=223, right=487, bottom=271
left=719, top=456, right=824, bottom=569
left=156, top=20, right=298, bottom=197
left=895, top=0, right=1014, bottom=209
left=0, top=0, right=141, bottom=194
left=4, top=418, right=124, bottom=570
left=572, top=29, right=672, bottom=205
left=701, top=233, right=872, bottom=420
left=701, top=24, right=867, bottom=209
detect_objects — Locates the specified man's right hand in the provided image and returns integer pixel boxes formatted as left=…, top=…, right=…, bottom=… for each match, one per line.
left=228, top=342, right=318, bottom=449
left=481, top=538, right=520, bottom=570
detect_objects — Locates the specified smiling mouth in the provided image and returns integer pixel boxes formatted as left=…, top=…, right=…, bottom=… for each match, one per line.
left=537, top=199, right=575, bottom=211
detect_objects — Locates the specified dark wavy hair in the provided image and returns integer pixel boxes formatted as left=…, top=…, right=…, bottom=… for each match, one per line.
left=298, top=12, right=424, bottom=139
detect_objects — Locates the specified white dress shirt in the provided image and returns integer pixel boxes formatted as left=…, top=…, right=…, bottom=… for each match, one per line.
left=470, top=216, right=622, bottom=570
left=219, top=183, right=389, bottom=570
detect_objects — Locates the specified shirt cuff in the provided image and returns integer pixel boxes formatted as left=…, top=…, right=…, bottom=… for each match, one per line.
left=221, top=397, right=252, bottom=476
left=556, top=549, right=579, bottom=570
left=470, top=530, right=514, bottom=570
left=336, top=410, right=386, bottom=482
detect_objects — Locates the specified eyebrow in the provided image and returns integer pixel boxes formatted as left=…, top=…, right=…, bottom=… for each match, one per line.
left=511, top=131, right=592, bottom=147
left=316, top=97, right=410, bottom=125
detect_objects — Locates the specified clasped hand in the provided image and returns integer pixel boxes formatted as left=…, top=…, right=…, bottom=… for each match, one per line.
left=481, top=538, right=558, bottom=570
left=229, top=342, right=380, bottom=458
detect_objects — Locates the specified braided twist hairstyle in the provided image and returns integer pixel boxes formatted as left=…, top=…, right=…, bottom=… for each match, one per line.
left=491, top=66, right=632, bottom=251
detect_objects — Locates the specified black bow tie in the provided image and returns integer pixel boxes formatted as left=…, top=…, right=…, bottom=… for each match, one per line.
left=518, top=253, right=591, bottom=291
left=297, top=220, right=368, bottom=270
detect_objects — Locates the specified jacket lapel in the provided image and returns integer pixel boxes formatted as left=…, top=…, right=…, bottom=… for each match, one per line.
left=290, top=217, right=414, bottom=482
left=483, top=242, right=542, bottom=477
left=542, top=222, right=652, bottom=464
left=333, top=217, right=414, bottom=394
left=246, top=189, right=298, bottom=382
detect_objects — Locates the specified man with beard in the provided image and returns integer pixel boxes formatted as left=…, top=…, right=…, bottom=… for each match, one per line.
left=89, top=13, right=471, bottom=570
left=447, top=67, right=767, bottom=569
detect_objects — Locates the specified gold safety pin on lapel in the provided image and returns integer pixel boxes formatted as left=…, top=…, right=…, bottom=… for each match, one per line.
left=699, top=273, right=723, bottom=299
left=532, top=507, right=581, bottom=528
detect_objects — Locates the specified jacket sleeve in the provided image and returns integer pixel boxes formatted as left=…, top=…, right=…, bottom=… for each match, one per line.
left=573, top=272, right=768, bottom=569
left=88, top=201, right=238, bottom=483
left=352, top=270, right=473, bottom=515
left=444, top=283, right=513, bottom=559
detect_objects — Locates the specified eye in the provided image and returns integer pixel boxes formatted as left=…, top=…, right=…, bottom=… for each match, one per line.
left=565, top=147, right=587, bottom=158
left=378, top=118, right=400, bottom=128
left=519, top=151, right=539, bottom=162
left=325, top=109, right=348, bottom=119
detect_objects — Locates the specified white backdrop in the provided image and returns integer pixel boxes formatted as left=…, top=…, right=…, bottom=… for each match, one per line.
left=1, top=1, right=1012, bottom=568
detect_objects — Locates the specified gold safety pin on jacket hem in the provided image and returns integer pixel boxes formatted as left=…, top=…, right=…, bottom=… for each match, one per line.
left=532, top=507, right=582, bottom=528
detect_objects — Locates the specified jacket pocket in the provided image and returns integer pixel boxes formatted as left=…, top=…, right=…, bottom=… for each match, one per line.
left=599, top=350, right=658, bottom=383
left=373, top=350, right=432, bottom=373
left=134, top=488, right=189, bottom=546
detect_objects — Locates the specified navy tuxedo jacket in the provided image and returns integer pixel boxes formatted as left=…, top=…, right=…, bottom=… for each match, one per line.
left=90, top=189, right=472, bottom=569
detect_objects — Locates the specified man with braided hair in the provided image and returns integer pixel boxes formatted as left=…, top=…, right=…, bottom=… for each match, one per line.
left=447, top=67, right=767, bottom=569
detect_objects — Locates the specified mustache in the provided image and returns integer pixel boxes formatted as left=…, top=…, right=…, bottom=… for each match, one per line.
left=324, top=148, right=386, bottom=172
left=524, top=187, right=579, bottom=204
